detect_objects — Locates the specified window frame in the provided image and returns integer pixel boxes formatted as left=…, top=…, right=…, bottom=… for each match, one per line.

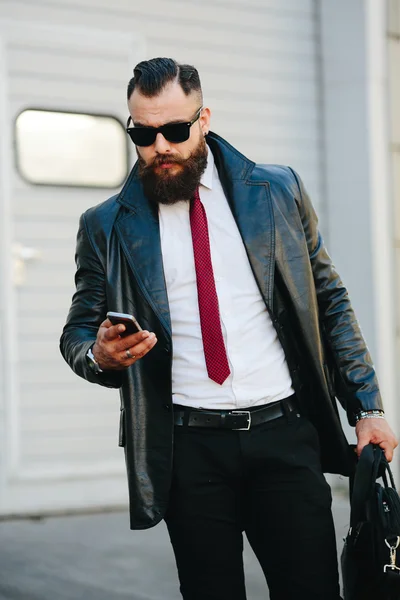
left=14, top=107, right=130, bottom=190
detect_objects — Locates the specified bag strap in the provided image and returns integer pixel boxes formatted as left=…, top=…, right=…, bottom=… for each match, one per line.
left=350, top=444, right=393, bottom=527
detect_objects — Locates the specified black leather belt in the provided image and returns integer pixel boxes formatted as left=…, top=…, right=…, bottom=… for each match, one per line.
left=173, top=395, right=298, bottom=431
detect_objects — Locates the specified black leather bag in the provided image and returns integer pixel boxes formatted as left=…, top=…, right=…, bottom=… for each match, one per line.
left=341, top=443, right=400, bottom=599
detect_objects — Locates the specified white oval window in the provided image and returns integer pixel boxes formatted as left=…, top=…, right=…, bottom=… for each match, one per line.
left=15, top=109, right=128, bottom=188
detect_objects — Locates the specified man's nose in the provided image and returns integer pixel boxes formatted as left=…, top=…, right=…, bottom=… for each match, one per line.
left=153, top=132, right=171, bottom=154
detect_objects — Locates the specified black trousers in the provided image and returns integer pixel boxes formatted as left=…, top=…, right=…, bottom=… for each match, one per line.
left=164, top=406, right=342, bottom=600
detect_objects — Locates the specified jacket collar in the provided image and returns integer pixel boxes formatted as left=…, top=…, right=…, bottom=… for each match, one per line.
left=115, top=132, right=276, bottom=337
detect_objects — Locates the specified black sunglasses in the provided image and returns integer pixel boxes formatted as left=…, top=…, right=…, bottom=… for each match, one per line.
left=126, top=107, right=203, bottom=147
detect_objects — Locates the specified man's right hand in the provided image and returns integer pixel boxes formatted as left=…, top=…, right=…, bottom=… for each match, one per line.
left=92, top=318, right=158, bottom=370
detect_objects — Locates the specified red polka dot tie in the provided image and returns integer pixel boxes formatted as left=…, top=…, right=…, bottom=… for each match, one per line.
left=190, top=187, right=231, bottom=385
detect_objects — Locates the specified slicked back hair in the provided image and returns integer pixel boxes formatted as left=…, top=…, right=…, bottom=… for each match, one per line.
left=127, top=57, right=202, bottom=102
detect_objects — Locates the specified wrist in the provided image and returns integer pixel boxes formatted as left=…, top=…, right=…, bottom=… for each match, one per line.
left=86, top=343, right=103, bottom=374
left=355, top=409, right=385, bottom=423
left=92, top=342, right=100, bottom=360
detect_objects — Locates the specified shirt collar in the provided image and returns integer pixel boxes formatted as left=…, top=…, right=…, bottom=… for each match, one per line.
left=199, top=145, right=214, bottom=190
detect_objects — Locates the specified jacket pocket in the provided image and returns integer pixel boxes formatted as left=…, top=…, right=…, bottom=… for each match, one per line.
left=118, top=408, right=126, bottom=447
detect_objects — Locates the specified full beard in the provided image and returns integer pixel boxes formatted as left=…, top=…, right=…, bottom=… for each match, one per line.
left=137, top=136, right=208, bottom=206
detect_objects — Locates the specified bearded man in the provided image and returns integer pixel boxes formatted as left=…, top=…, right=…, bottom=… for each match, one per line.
left=60, top=57, right=397, bottom=600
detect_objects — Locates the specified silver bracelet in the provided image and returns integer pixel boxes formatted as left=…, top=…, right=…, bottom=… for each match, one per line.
left=355, top=410, right=385, bottom=422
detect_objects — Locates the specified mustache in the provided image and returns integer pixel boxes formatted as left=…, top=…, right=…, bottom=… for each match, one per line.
left=144, top=154, right=186, bottom=170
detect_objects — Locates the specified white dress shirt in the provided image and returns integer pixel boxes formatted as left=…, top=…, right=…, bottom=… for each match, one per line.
left=158, top=148, right=294, bottom=409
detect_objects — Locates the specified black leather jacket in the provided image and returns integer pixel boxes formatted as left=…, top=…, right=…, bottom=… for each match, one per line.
left=60, top=132, right=383, bottom=530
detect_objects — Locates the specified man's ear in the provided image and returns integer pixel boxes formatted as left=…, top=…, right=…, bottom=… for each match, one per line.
left=200, top=106, right=211, bottom=136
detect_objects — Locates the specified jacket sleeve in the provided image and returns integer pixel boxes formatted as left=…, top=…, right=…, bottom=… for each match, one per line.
left=59, top=213, right=123, bottom=389
left=289, top=167, right=383, bottom=425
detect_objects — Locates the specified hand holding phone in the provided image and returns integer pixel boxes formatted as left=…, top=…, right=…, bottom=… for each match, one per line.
left=90, top=312, right=157, bottom=372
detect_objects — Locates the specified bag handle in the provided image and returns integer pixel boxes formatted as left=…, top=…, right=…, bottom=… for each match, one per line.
left=349, top=443, right=394, bottom=527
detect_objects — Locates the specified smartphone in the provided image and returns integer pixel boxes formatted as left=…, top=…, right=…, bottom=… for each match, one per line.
left=106, top=311, right=143, bottom=337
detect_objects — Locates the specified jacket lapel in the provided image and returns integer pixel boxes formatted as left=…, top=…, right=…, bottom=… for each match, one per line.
left=115, top=176, right=171, bottom=338
left=228, top=180, right=275, bottom=309
left=206, top=132, right=276, bottom=310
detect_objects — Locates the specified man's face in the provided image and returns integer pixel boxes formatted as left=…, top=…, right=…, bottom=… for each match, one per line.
left=128, top=82, right=211, bottom=205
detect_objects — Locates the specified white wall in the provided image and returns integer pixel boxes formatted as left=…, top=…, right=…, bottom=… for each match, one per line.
left=388, top=0, right=400, bottom=459
left=320, top=0, right=398, bottom=469
left=0, top=0, right=323, bottom=203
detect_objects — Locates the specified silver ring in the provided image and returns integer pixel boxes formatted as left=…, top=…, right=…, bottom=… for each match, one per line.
left=125, top=349, right=135, bottom=359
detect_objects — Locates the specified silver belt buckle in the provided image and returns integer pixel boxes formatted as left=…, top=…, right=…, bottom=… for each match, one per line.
left=231, top=410, right=251, bottom=431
